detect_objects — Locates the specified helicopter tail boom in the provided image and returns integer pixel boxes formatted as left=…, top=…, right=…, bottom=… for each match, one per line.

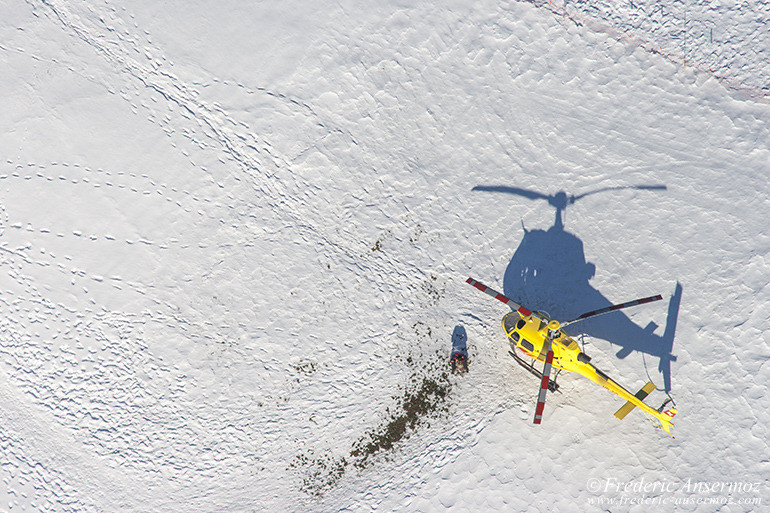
left=583, top=366, right=677, bottom=437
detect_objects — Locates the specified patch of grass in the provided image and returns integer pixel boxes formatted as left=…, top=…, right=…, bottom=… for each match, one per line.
left=289, top=349, right=452, bottom=495
left=292, top=360, right=317, bottom=374
left=289, top=451, right=348, bottom=496
left=420, top=274, right=444, bottom=306
left=350, top=372, right=450, bottom=467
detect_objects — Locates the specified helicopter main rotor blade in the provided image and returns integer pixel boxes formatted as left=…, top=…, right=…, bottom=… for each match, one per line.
left=466, top=277, right=532, bottom=317
left=563, top=294, right=663, bottom=327
left=533, top=337, right=555, bottom=425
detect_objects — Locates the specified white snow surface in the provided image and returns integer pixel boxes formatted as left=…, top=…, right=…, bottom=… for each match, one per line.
left=1, top=0, right=769, bottom=511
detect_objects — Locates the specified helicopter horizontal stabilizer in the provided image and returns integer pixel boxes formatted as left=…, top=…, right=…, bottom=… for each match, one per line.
left=612, top=381, right=678, bottom=437
left=614, top=381, right=656, bottom=420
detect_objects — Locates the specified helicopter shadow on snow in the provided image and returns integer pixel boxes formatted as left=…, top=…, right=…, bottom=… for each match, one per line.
left=472, top=185, right=680, bottom=393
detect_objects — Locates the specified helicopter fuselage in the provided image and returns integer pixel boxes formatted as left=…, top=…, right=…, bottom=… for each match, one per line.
left=502, top=310, right=676, bottom=435
left=503, top=311, right=588, bottom=373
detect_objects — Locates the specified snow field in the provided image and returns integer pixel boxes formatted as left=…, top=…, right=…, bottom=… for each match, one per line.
left=0, top=0, right=768, bottom=511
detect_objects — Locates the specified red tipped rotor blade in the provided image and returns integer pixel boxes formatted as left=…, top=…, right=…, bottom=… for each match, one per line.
left=564, top=294, right=663, bottom=327
left=466, top=277, right=532, bottom=317
left=533, top=338, right=554, bottom=425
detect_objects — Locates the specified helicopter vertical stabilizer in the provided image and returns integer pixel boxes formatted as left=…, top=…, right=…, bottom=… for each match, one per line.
left=658, top=407, right=678, bottom=437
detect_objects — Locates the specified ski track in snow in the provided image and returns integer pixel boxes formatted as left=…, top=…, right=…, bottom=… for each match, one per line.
left=1, top=0, right=769, bottom=511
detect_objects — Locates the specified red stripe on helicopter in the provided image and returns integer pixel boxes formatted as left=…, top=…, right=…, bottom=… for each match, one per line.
left=533, top=349, right=554, bottom=425
left=466, top=277, right=532, bottom=316
left=468, top=279, right=484, bottom=290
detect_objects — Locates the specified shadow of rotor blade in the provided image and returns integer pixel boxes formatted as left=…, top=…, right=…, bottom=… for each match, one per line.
left=571, top=184, right=667, bottom=202
left=472, top=185, right=550, bottom=202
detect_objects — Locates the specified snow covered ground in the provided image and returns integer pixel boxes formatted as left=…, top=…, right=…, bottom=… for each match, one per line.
left=1, top=0, right=769, bottom=511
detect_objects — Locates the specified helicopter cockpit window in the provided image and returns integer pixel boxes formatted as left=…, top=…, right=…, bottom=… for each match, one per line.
left=520, top=339, right=535, bottom=352
left=516, top=319, right=525, bottom=330
left=511, top=331, right=520, bottom=342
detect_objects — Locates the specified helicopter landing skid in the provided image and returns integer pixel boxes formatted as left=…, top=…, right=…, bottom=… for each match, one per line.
left=508, top=350, right=560, bottom=392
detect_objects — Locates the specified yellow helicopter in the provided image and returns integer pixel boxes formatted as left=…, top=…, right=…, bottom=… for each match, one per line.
left=466, top=277, right=678, bottom=436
